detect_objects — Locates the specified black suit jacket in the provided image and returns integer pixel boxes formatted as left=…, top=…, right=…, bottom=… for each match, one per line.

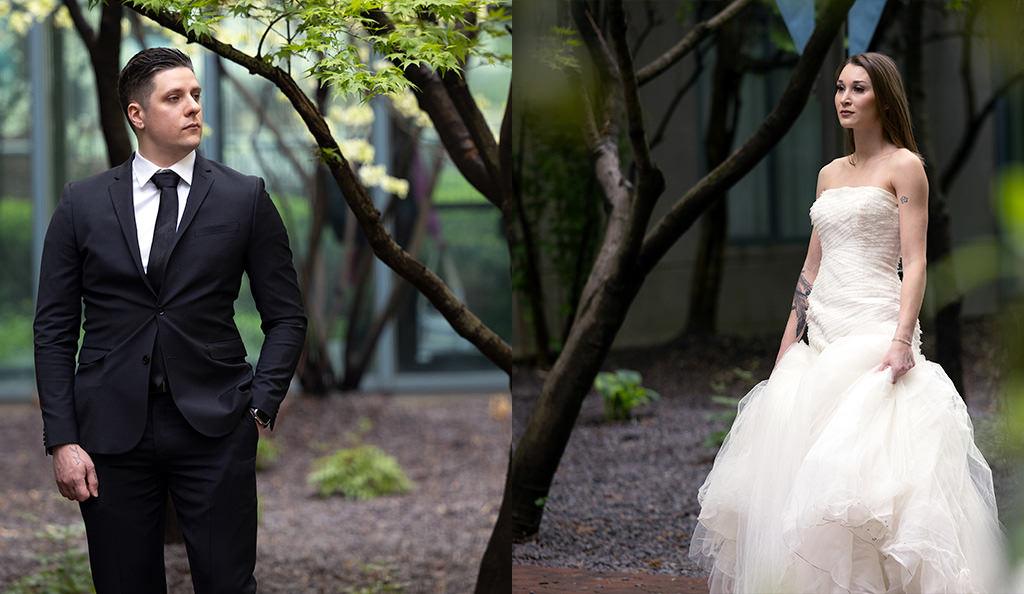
left=34, top=152, right=307, bottom=455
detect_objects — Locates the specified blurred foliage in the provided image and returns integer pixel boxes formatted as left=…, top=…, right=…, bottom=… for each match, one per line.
left=0, top=199, right=33, bottom=307
left=514, top=69, right=601, bottom=353
left=118, top=0, right=508, bottom=98
left=341, top=415, right=374, bottom=446
left=0, top=198, right=37, bottom=368
left=255, top=435, right=279, bottom=471
left=342, top=561, right=407, bottom=594
left=307, top=444, right=414, bottom=500
left=434, top=164, right=487, bottom=204
left=994, top=165, right=1024, bottom=566
left=593, top=369, right=660, bottom=422
left=5, top=523, right=94, bottom=594
left=704, top=365, right=757, bottom=448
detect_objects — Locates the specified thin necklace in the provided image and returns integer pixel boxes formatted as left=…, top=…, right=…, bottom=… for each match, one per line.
left=848, top=147, right=898, bottom=167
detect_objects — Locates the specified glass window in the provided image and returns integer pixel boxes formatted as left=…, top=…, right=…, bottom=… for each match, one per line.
left=0, top=25, right=34, bottom=396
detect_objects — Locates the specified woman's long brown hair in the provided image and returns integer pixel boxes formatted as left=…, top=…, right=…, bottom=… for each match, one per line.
left=835, top=52, right=923, bottom=165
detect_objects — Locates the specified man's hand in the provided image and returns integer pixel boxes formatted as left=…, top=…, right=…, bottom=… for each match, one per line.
left=52, top=444, right=99, bottom=501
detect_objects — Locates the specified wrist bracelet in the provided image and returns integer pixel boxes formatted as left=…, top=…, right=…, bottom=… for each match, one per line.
left=892, top=336, right=912, bottom=346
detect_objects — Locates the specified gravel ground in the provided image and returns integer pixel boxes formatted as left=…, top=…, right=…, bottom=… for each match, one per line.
left=512, top=316, right=1022, bottom=575
left=1, top=390, right=511, bottom=593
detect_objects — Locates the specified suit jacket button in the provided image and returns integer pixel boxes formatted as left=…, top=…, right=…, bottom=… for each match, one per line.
left=142, top=355, right=150, bottom=365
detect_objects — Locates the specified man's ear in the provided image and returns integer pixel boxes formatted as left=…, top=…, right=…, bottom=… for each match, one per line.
left=127, top=101, right=145, bottom=131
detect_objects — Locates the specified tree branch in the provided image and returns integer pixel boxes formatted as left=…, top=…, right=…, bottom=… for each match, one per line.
left=63, top=0, right=97, bottom=51
left=608, top=0, right=653, bottom=173
left=650, top=43, right=706, bottom=150
left=572, top=1, right=627, bottom=212
left=629, top=0, right=661, bottom=57
left=636, top=0, right=855, bottom=276
left=940, top=69, right=1024, bottom=194
left=364, top=9, right=502, bottom=207
left=636, top=0, right=753, bottom=86
left=127, top=1, right=512, bottom=372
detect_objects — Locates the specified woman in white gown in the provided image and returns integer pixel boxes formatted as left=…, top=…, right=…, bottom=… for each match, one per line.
left=687, top=52, right=1010, bottom=593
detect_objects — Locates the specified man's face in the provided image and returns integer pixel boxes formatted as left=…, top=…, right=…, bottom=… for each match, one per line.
left=128, top=66, right=203, bottom=152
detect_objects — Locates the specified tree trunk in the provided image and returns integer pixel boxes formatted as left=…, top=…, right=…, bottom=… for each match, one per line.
left=64, top=0, right=133, bottom=166
left=502, top=0, right=853, bottom=543
left=90, top=2, right=132, bottom=166
left=903, top=0, right=965, bottom=396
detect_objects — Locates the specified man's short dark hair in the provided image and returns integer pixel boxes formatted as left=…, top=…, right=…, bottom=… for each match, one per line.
left=117, top=47, right=194, bottom=129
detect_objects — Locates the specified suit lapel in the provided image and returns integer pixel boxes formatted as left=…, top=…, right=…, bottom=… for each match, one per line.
left=165, top=152, right=215, bottom=263
left=109, top=156, right=157, bottom=296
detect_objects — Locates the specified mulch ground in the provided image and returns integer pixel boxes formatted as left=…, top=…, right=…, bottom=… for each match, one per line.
left=511, top=316, right=1020, bottom=583
left=0, top=390, right=511, bottom=593
left=513, top=565, right=708, bottom=593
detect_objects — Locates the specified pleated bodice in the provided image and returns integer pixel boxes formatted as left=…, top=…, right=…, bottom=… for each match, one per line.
left=805, top=186, right=922, bottom=353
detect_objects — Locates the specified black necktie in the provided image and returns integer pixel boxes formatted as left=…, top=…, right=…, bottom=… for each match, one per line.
left=147, top=170, right=179, bottom=393
left=148, top=170, right=180, bottom=294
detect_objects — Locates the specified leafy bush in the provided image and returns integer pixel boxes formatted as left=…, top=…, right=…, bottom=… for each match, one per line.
left=593, top=369, right=660, bottom=421
left=307, top=445, right=414, bottom=500
left=6, top=523, right=94, bottom=594
left=0, top=199, right=33, bottom=308
left=341, top=561, right=407, bottom=593
left=255, top=437, right=280, bottom=471
left=704, top=366, right=756, bottom=448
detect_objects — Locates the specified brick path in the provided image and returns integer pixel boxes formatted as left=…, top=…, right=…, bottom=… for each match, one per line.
left=513, top=565, right=709, bottom=593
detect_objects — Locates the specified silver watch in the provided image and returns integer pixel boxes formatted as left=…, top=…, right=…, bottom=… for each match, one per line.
left=250, top=407, right=272, bottom=428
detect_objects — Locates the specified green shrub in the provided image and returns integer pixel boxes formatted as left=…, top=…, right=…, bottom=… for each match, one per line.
left=307, top=445, right=414, bottom=499
left=703, top=366, right=756, bottom=448
left=342, top=561, right=407, bottom=593
left=6, top=523, right=94, bottom=594
left=341, top=416, right=374, bottom=446
left=593, top=369, right=660, bottom=421
left=255, top=437, right=280, bottom=471
left=0, top=199, right=33, bottom=308
left=0, top=312, right=33, bottom=367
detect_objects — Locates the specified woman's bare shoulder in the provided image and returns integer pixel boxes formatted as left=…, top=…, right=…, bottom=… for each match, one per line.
left=890, top=148, right=926, bottom=180
left=816, top=158, right=845, bottom=195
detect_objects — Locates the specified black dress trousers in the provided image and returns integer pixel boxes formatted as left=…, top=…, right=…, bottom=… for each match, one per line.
left=78, top=390, right=259, bottom=594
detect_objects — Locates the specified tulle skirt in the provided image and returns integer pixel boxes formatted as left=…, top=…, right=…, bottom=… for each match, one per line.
left=688, top=333, right=1010, bottom=593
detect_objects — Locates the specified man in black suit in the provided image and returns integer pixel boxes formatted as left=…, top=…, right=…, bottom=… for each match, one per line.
left=33, top=47, right=306, bottom=593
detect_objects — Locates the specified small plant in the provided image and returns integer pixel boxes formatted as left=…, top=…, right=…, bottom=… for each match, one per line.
left=341, top=561, right=407, bottom=593
left=704, top=394, right=742, bottom=448
left=7, top=523, right=95, bottom=594
left=593, top=369, right=660, bottom=421
left=307, top=445, right=414, bottom=499
left=255, top=437, right=280, bottom=471
left=704, top=365, right=757, bottom=448
left=342, top=416, right=374, bottom=446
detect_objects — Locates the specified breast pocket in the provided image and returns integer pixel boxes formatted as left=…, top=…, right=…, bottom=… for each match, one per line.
left=206, top=338, right=248, bottom=365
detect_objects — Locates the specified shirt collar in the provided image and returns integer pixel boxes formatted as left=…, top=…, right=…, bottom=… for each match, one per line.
left=132, top=150, right=196, bottom=188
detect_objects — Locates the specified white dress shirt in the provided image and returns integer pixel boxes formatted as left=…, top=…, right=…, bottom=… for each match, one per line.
left=132, top=150, right=195, bottom=272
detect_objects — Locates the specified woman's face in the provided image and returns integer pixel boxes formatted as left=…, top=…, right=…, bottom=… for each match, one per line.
left=835, top=64, right=879, bottom=130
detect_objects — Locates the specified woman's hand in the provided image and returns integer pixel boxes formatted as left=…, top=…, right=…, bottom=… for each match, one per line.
left=876, top=340, right=915, bottom=383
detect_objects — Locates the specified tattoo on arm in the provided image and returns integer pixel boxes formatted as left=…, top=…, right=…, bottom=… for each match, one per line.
left=900, top=195, right=909, bottom=204
left=791, top=271, right=812, bottom=340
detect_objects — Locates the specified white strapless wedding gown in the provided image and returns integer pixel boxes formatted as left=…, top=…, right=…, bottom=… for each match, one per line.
left=687, top=186, right=1010, bottom=593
